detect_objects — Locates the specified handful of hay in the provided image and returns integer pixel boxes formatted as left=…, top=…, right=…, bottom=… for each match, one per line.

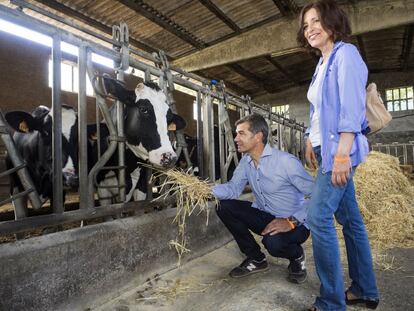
left=152, top=168, right=217, bottom=265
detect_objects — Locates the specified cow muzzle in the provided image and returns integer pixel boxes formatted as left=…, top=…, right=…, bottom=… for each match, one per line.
left=159, top=152, right=177, bottom=167
left=63, top=171, right=79, bottom=189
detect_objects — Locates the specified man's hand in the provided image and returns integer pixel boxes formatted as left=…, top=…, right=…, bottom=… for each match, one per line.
left=261, top=218, right=293, bottom=236
left=305, top=139, right=318, bottom=170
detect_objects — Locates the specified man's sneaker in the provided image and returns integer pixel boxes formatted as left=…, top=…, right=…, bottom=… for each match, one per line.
left=229, top=257, right=269, bottom=278
left=288, top=253, right=307, bottom=284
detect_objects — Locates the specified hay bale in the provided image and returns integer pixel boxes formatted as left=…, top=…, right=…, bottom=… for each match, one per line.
left=354, top=151, right=414, bottom=251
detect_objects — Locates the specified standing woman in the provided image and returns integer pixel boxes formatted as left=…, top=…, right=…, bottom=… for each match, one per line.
left=297, top=1, right=379, bottom=310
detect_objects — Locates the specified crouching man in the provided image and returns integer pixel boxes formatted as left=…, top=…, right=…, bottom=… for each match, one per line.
left=213, top=114, right=314, bottom=283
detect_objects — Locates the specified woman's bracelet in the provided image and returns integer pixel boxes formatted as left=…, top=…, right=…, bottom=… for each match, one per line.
left=334, top=155, right=350, bottom=163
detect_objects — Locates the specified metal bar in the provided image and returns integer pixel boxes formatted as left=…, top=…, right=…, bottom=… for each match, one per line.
left=196, top=90, right=204, bottom=177
left=218, top=99, right=226, bottom=183
left=52, top=35, right=63, bottom=214
left=117, top=0, right=207, bottom=49
left=0, top=112, right=41, bottom=210
left=86, top=61, right=120, bottom=208
left=198, top=0, right=241, bottom=33
left=114, top=23, right=128, bottom=203
left=0, top=5, right=306, bottom=134
left=202, top=87, right=215, bottom=181
left=0, top=188, right=34, bottom=207
left=0, top=197, right=176, bottom=235
left=144, top=68, right=153, bottom=199
left=12, top=0, right=120, bottom=48
left=78, top=44, right=89, bottom=209
left=0, top=163, right=26, bottom=179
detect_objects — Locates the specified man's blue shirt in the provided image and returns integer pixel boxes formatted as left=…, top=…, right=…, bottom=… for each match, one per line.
left=212, top=144, right=314, bottom=225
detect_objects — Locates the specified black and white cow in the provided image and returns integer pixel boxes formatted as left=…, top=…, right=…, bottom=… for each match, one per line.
left=90, top=77, right=186, bottom=204
left=5, top=105, right=79, bottom=206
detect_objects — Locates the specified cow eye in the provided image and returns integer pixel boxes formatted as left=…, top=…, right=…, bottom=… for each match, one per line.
left=139, top=107, right=149, bottom=114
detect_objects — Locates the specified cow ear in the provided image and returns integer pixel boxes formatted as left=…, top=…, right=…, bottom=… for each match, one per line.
left=5, top=111, right=38, bottom=133
left=170, top=114, right=186, bottom=130
left=135, top=83, right=145, bottom=93
left=103, top=77, right=136, bottom=105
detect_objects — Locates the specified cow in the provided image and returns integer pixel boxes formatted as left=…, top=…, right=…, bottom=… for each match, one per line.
left=89, top=77, right=186, bottom=204
left=5, top=105, right=79, bottom=210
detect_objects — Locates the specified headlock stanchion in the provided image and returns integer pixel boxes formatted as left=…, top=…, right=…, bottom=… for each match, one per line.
left=0, top=2, right=307, bottom=235
left=0, top=111, right=42, bottom=216
left=155, top=50, right=193, bottom=171
left=113, top=22, right=129, bottom=203
left=216, top=81, right=239, bottom=183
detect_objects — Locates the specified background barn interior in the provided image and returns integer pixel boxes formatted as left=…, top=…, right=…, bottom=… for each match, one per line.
left=0, top=1, right=413, bottom=310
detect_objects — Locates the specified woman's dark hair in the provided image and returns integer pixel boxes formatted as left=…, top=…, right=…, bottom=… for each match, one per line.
left=235, top=114, right=269, bottom=145
left=297, top=0, right=351, bottom=54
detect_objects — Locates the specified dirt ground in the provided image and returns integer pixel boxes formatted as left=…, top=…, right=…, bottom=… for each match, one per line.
left=93, top=239, right=414, bottom=311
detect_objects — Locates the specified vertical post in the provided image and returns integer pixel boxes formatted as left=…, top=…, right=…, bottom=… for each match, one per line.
left=196, top=90, right=203, bottom=177
left=218, top=99, right=225, bottom=183
left=144, top=67, right=153, bottom=199
left=202, top=86, right=215, bottom=181
left=277, top=120, right=282, bottom=150
left=78, top=44, right=89, bottom=209
left=52, top=36, right=63, bottom=213
left=113, top=23, right=129, bottom=203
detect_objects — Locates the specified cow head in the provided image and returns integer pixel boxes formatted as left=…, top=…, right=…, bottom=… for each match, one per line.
left=103, top=77, right=186, bottom=167
left=5, top=105, right=79, bottom=193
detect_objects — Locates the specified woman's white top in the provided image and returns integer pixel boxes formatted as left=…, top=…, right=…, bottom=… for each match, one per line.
left=307, top=60, right=328, bottom=148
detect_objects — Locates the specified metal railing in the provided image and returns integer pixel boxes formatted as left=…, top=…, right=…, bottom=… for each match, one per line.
left=371, top=141, right=414, bottom=166
left=0, top=2, right=306, bottom=235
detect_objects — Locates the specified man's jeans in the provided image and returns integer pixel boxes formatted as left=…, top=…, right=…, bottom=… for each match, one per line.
left=216, top=199, right=309, bottom=262
left=308, top=146, right=379, bottom=311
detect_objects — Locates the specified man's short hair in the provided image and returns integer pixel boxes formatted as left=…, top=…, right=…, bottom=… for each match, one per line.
left=235, top=114, right=269, bottom=145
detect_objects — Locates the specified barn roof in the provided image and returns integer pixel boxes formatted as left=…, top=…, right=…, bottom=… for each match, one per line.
left=1, top=0, right=413, bottom=98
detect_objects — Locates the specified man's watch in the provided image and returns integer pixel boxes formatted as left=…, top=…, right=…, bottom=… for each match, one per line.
left=287, top=216, right=299, bottom=227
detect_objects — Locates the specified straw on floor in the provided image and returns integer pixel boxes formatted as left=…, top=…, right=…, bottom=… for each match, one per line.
left=152, top=168, right=217, bottom=265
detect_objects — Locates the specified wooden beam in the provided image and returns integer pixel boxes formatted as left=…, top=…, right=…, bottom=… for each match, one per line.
left=173, top=0, right=414, bottom=72
left=198, top=0, right=241, bottom=33
left=116, top=0, right=207, bottom=49
left=227, top=64, right=275, bottom=93
left=401, top=25, right=414, bottom=71
left=32, top=0, right=158, bottom=55
left=272, top=0, right=299, bottom=16
left=265, top=55, right=299, bottom=85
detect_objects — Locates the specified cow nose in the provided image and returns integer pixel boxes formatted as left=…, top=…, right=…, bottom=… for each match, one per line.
left=160, top=152, right=177, bottom=167
left=63, top=172, right=79, bottom=188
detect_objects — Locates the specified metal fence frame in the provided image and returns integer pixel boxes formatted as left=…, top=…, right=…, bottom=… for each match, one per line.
left=0, top=3, right=306, bottom=235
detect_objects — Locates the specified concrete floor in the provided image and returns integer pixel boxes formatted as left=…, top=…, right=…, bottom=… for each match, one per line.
left=94, top=239, right=414, bottom=311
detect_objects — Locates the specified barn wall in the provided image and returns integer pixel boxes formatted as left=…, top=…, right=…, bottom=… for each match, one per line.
left=255, top=71, right=414, bottom=144
left=0, top=30, right=199, bottom=131
left=0, top=203, right=234, bottom=311
left=0, top=31, right=98, bottom=119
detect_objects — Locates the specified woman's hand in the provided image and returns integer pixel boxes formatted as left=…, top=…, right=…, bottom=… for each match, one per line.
left=332, top=132, right=355, bottom=187
left=332, top=155, right=352, bottom=187
left=305, top=138, right=318, bottom=169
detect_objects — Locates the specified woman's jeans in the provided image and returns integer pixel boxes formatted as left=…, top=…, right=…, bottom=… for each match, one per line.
left=308, top=146, right=378, bottom=311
